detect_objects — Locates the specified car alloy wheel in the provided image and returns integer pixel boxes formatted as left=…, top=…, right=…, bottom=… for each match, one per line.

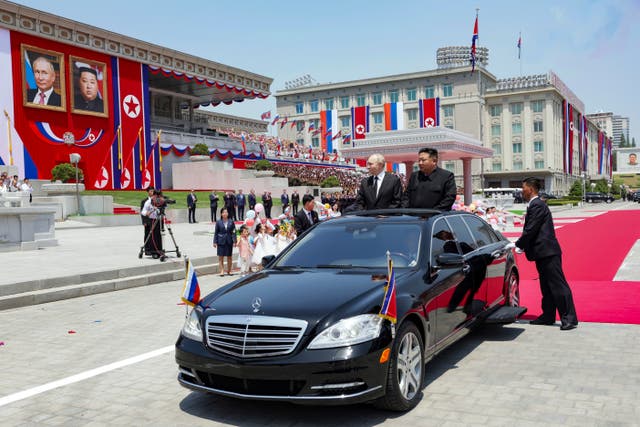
left=375, top=322, right=424, bottom=411
left=505, top=271, right=520, bottom=306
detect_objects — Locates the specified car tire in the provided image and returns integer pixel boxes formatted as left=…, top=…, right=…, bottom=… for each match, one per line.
left=374, top=322, right=424, bottom=412
left=504, top=270, right=520, bottom=307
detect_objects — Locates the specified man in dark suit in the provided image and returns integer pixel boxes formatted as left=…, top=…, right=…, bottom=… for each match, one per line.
left=248, top=189, right=257, bottom=211
left=294, top=194, right=319, bottom=236
left=187, top=190, right=197, bottom=223
left=291, top=190, right=300, bottom=215
left=262, top=191, right=273, bottom=218
left=73, top=67, right=104, bottom=113
left=236, top=189, right=246, bottom=220
left=27, top=56, right=62, bottom=107
left=352, top=153, right=403, bottom=210
left=209, top=190, right=219, bottom=223
left=402, top=147, right=456, bottom=211
left=515, top=177, right=578, bottom=330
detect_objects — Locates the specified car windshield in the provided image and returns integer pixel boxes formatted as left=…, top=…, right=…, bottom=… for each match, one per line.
left=276, top=221, right=421, bottom=268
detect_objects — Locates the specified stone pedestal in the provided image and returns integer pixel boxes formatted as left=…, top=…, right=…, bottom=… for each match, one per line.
left=0, top=207, right=57, bottom=251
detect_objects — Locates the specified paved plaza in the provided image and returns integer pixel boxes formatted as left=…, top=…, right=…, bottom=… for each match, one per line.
left=0, top=201, right=639, bottom=426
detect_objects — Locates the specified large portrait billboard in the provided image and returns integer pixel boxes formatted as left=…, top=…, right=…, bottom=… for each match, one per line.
left=70, top=56, right=108, bottom=117
left=616, top=149, right=639, bottom=173
left=21, top=44, right=66, bottom=111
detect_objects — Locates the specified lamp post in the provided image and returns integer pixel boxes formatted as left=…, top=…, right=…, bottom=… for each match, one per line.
left=69, top=153, right=82, bottom=216
left=582, top=172, right=587, bottom=205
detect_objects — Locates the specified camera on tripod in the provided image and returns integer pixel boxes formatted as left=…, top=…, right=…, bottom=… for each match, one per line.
left=152, top=191, right=176, bottom=215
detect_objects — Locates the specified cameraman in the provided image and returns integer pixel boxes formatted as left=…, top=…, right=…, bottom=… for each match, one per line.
left=141, top=189, right=165, bottom=259
left=141, top=187, right=154, bottom=255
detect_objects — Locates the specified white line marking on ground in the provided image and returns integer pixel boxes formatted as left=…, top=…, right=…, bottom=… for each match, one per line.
left=0, top=345, right=174, bottom=407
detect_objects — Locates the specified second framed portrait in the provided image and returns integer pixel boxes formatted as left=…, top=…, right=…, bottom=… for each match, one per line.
left=70, top=56, right=108, bottom=117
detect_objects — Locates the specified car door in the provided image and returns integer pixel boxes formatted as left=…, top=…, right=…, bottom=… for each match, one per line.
left=463, top=215, right=507, bottom=307
left=427, top=218, right=467, bottom=343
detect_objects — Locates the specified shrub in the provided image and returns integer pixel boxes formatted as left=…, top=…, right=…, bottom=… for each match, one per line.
left=320, top=175, right=340, bottom=188
left=254, top=159, right=273, bottom=171
left=51, top=163, right=83, bottom=182
left=190, top=143, right=210, bottom=156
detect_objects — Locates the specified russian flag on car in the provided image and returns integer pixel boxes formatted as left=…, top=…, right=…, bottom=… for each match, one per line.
left=181, top=260, right=201, bottom=306
left=384, top=102, right=404, bottom=131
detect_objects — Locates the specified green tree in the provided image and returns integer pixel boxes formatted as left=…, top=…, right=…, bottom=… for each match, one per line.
left=190, top=143, right=210, bottom=156
left=619, top=133, right=627, bottom=148
left=633, top=137, right=637, bottom=148
left=320, top=175, right=340, bottom=188
left=254, top=159, right=273, bottom=170
left=568, top=180, right=583, bottom=197
left=51, top=163, right=84, bottom=182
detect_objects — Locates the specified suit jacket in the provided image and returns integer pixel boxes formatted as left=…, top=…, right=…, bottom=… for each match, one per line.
left=402, top=167, right=456, bottom=211
left=27, top=88, right=62, bottom=107
left=248, top=193, right=256, bottom=208
left=214, top=219, right=236, bottom=246
left=187, top=193, right=197, bottom=207
left=209, top=193, right=218, bottom=207
left=294, top=209, right=319, bottom=236
left=353, top=172, right=403, bottom=210
left=515, top=197, right=562, bottom=261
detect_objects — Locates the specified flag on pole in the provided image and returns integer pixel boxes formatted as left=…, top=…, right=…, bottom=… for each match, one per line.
left=270, top=114, right=280, bottom=125
left=261, top=111, right=271, bottom=120
left=517, top=33, right=522, bottom=59
left=470, top=13, right=479, bottom=72
left=181, top=260, right=201, bottom=306
left=379, top=251, right=397, bottom=324
left=240, top=133, right=247, bottom=154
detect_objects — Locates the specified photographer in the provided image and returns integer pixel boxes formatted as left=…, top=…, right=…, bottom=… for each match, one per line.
left=141, top=190, right=168, bottom=259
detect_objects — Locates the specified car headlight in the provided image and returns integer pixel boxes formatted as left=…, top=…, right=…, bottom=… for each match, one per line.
left=181, top=307, right=203, bottom=341
left=307, top=314, right=383, bottom=349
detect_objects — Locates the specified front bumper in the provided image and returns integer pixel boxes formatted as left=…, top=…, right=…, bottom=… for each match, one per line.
left=175, top=331, right=393, bottom=405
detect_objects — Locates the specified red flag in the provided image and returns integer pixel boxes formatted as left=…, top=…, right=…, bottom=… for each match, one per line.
left=94, top=128, right=119, bottom=189
left=419, top=98, right=440, bottom=128
left=260, top=111, right=271, bottom=120
left=351, top=106, right=369, bottom=140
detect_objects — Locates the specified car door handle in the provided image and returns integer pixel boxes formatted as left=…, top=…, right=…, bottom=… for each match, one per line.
left=491, top=250, right=504, bottom=259
left=462, top=264, right=471, bottom=275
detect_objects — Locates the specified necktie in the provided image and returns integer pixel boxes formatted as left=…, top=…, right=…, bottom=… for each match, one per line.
left=307, top=212, right=313, bottom=224
left=38, top=92, right=45, bottom=105
left=374, top=176, right=379, bottom=197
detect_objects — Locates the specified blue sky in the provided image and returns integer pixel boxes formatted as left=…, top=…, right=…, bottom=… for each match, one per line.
left=12, top=0, right=639, bottom=141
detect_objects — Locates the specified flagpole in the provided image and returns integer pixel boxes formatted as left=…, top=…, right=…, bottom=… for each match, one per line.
left=3, top=110, right=13, bottom=165
left=519, top=31, right=522, bottom=77
left=184, top=256, right=190, bottom=318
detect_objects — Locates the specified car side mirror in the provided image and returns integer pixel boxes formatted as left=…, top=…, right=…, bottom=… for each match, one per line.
left=262, top=255, right=276, bottom=268
left=435, top=253, right=465, bottom=268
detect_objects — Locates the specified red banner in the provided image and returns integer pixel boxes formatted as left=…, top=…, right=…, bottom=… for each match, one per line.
left=351, top=106, right=369, bottom=140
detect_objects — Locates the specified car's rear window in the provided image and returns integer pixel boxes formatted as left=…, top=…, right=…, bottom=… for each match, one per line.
left=277, top=222, right=422, bottom=268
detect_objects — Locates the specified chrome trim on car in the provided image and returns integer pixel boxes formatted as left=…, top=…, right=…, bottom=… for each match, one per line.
left=178, top=367, right=196, bottom=378
left=310, top=381, right=366, bottom=390
left=178, top=374, right=382, bottom=401
left=205, top=315, right=307, bottom=358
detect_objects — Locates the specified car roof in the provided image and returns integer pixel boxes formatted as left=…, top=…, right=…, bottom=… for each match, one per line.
left=337, top=209, right=477, bottom=224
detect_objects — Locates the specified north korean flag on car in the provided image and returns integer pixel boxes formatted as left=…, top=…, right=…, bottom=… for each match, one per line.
left=111, top=57, right=150, bottom=189
left=379, top=251, right=397, bottom=324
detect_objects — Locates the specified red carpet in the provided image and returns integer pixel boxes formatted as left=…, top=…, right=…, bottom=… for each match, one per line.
left=513, top=211, right=640, bottom=325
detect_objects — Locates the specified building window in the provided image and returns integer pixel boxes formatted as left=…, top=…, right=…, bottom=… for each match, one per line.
left=425, top=85, right=434, bottom=99
left=489, top=105, right=502, bottom=117
left=533, top=120, right=543, bottom=133
left=372, top=92, right=382, bottom=105
left=492, top=162, right=502, bottom=171
left=311, top=118, right=319, bottom=129
left=512, top=122, right=522, bottom=135
left=296, top=138, right=304, bottom=145
left=443, top=84, right=453, bottom=97
left=389, top=90, right=399, bottom=103
left=406, top=88, right=417, bottom=101
left=491, top=124, right=501, bottom=136
left=513, top=160, right=523, bottom=170
left=310, top=99, right=319, bottom=112
left=340, top=96, right=350, bottom=109
left=356, top=94, right=366, bottom=106
left=407, top=109, right=418, bottom=121
left=340, top=116, right=350, bottom=128
left=534, top=140, right=544, bottom=152
left=535, top=160, right=545, bottom=169
left=445, top=124, right=454, bottom=129
left=445, top=161, right=455, bottom=172
left=509, top=102, right=523, bottom=115
left=324, top=98, right=334, bottom=110
left=372, top=112, right=383, bottom=124
left=492, top=143, right=502, bottom=155
left=296, top=121, right=305, bottom=132
left=311, top=137, right=319, bottom=147
left=531, top=100, right=544, bottom=113
left=512, top=142, right=522, bottom=153
left=443, top=105, right=454, bottom=117
left=295, top=102, right=304, bottom=114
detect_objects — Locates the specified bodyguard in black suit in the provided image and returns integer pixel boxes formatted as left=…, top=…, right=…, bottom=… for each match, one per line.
left=515, top=177, right=578, bottom=330
left=353, top=153, right=402, bottom=210
left=294, top=194, right=319, bottom=236
left=402, top=147, right=457, bottom=211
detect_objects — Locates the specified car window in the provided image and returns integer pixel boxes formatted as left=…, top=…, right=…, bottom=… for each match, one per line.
left=430, top=219, right=458, bottom=263
left=445, top=216, right=477, bottom=254
left=277, top=222, right=422, bottom=268
left=462, top=215, right=501, bottom=247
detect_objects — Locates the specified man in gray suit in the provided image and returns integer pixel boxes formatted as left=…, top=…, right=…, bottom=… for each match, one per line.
left=352, top=153, right=402, bottom=211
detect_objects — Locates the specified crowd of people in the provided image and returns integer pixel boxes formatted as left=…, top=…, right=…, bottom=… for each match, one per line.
left=0, top=172, right=33, bottom=202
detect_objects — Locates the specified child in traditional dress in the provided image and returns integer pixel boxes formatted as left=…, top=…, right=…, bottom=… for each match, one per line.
left=237, top=225, right=253, bottom=276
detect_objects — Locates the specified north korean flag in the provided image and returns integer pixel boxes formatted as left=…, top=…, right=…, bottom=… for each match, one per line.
left=351, top=106, right=369, bottom=141
left=419, top=98, right=440, bottom=128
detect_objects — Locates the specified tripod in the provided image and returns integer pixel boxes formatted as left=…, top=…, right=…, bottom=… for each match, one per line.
left=138, top=211, right=181, bottom=262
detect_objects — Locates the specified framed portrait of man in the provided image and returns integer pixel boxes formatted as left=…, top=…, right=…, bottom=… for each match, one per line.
left=21, top=44, right=66, bottom=111
left=70, top=56, right=108, bottom=117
